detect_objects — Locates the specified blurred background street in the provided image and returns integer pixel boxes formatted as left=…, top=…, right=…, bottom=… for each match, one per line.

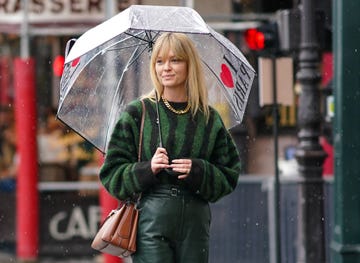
left=1, top=0, right=359, bottom=263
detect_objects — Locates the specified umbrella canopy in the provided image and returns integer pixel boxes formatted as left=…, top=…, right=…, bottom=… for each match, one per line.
left=58, top=5, right=256, bottom=153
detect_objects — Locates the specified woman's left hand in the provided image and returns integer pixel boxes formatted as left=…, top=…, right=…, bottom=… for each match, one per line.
left=170, top=159, right=192, bottom=179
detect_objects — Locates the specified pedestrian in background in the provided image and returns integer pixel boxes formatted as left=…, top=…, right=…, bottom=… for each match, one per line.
left=0, top=105, right=17, bottom=192
left=100, top=32, right=241, bottom=263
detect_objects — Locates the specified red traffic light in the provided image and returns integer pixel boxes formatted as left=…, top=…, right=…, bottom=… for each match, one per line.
left=244, top=28, right=265, bottom=50
left=53, top=55, right=65, bottom=77
left=244, top=23, right=278, bottom=51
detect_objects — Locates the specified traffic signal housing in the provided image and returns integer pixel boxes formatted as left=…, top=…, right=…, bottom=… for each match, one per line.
left=244, top=21, right=279, bottom=53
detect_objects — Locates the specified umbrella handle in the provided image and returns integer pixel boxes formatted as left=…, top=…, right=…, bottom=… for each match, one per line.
left=154, top=92, right=164, bottom=148
left=154, top=92, right=182, bottom=177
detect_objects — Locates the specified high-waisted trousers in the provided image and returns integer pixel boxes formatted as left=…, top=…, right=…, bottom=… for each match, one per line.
left=132, top=184, right=211, bottom=263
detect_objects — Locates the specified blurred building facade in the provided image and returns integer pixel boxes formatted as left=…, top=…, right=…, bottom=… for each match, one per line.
left=0, top=0, right=334, bottom=260
left=0, top=0, right=315, bottom=178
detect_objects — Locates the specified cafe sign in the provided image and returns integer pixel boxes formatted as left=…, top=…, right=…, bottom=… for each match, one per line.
left=0, top=0, right=137, bottom=24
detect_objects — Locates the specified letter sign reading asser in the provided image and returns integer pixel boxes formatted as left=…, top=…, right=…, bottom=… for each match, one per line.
left=0, top=0, right=130, bottom=23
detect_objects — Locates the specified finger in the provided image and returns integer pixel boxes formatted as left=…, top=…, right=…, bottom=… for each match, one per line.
left=153, top=157, right=169, bottom=167
left=178, top=173, right=189, bottom=179
left=171, top=166, right=191, bottom=175
left=171, top=159, right=191, bottom=164
left=161, top=155, right=169, bottom=164
left=155, top=154, right=167, bottom=161
left=155, top=163, right=171, bottom=169
left=151, top=162, right=170, bottom=174
left=156, top=147, right=168, bottom=155
left=153, top=149, right=169, bottom=164
left=170, top=162, right=191, bottom=170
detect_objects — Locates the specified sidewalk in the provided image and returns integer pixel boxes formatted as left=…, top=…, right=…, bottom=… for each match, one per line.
left=0, top=252, right=101, bottom=263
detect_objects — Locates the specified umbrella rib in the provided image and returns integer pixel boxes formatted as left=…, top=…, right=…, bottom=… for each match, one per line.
left=124, top=31, right=160, bottom=50
left=145, top=31, right=160, bottom=50
left=102, top=31, right=154, bottom=53
left=126, top=44, right=149, bottom=69
left=124, top=31, right=154, bottom=45
left=106, top=42, right=148, bottom=52
left=103, top=31, right=158, bottom=54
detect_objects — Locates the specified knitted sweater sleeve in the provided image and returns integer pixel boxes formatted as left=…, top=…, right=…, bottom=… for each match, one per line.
left=185, top=113, right=241, bottom=203
left=99, top=100, right=158, bottom=200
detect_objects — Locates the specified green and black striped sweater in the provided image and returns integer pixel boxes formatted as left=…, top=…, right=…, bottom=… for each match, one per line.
left=100, top=98, right=241, bottom=202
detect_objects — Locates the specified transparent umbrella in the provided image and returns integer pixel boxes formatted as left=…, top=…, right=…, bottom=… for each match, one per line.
left=57, top=5, right=256, bottom=153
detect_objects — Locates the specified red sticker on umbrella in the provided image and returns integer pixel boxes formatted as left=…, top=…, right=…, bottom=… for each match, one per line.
left=220, top=64, right=234, bottom=88
left=71, top=57, right=80, bottom=67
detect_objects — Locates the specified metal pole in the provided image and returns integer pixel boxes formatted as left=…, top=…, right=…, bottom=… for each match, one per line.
left=14, top=58, right=38, bottom=261
left=271, top=55, right=281, bottom=263
left=180, top=0, right=194, bottom=8
left=16, top=0, right=39, bottom=261
left=105, top=0, right=115, bottom=18
left=295, top=0, right=327, bottom=262
left=100, top=2, right=123, bottom=263
left=20, top=0, right=29, bottom=58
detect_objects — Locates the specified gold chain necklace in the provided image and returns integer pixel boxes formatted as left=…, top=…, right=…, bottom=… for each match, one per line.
left=162, top=96, right=190, bottom=115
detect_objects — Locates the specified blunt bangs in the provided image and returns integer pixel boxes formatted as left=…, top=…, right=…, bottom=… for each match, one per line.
left=154, top=34, right=188, bottom=61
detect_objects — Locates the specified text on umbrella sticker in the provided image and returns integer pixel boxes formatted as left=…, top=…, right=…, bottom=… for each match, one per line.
left=222, top=55, right=252, bottom=113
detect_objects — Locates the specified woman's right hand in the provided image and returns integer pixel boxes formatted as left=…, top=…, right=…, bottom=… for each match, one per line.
left=151, top=147, right=170, bottom=175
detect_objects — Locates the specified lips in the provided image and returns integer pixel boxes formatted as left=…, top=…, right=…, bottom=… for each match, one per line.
left=162, top=75, right=174, bottom=80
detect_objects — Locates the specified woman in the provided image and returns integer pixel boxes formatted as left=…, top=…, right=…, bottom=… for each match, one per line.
left=99, top=32, right=241, bottom=263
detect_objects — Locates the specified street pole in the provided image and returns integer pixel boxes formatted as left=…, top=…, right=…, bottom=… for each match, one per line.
left=99, top=2, right=123, bottom=263
left=294, top=0, right=327, bottom=262
left=180, top=0, right=194, bottom=8
left=271, top=55, right=281, bottom=263
left=15, top=0, right=39, bottom=261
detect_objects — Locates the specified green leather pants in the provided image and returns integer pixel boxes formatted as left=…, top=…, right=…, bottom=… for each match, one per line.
left=132, top=184, right=211, bottom=263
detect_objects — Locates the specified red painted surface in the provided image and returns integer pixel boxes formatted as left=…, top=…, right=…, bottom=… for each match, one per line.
left=14, top=58, right=39, bottom=260
left=98, top=154, right=122, bottom=263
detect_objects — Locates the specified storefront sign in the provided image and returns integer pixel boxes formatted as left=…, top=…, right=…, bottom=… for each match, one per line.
left=39, top=191, right=101, bottom=257
left=0, top=0, right=137, bottom=24
left=48, top=206, right=100, bottom=241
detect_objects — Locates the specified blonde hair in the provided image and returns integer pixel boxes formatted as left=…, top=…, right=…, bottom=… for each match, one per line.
left=145, top=32, right=209, bottom=120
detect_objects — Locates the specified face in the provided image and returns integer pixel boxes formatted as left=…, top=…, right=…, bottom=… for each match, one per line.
left=155, top=50, right=188, bottom=90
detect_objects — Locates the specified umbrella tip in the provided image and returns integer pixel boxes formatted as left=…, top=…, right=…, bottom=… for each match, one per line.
left=65, top=38, right=77, bottom=58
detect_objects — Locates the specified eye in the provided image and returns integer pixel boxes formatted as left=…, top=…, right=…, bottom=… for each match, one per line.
left=171, top=58, right=181, bottom=63
left=156, top=59, right=163, bottom=64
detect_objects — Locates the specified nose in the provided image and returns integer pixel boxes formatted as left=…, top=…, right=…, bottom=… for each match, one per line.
left=164, top=60, right=171, bottom=70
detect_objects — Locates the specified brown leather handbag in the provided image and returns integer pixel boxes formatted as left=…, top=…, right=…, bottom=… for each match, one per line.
left=91, top=201, right=140, bottom=257
left=91, top=100, right=145, bottom=257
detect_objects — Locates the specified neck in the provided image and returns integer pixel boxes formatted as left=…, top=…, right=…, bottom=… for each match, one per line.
left=162, top=87, right=187, bottom=102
